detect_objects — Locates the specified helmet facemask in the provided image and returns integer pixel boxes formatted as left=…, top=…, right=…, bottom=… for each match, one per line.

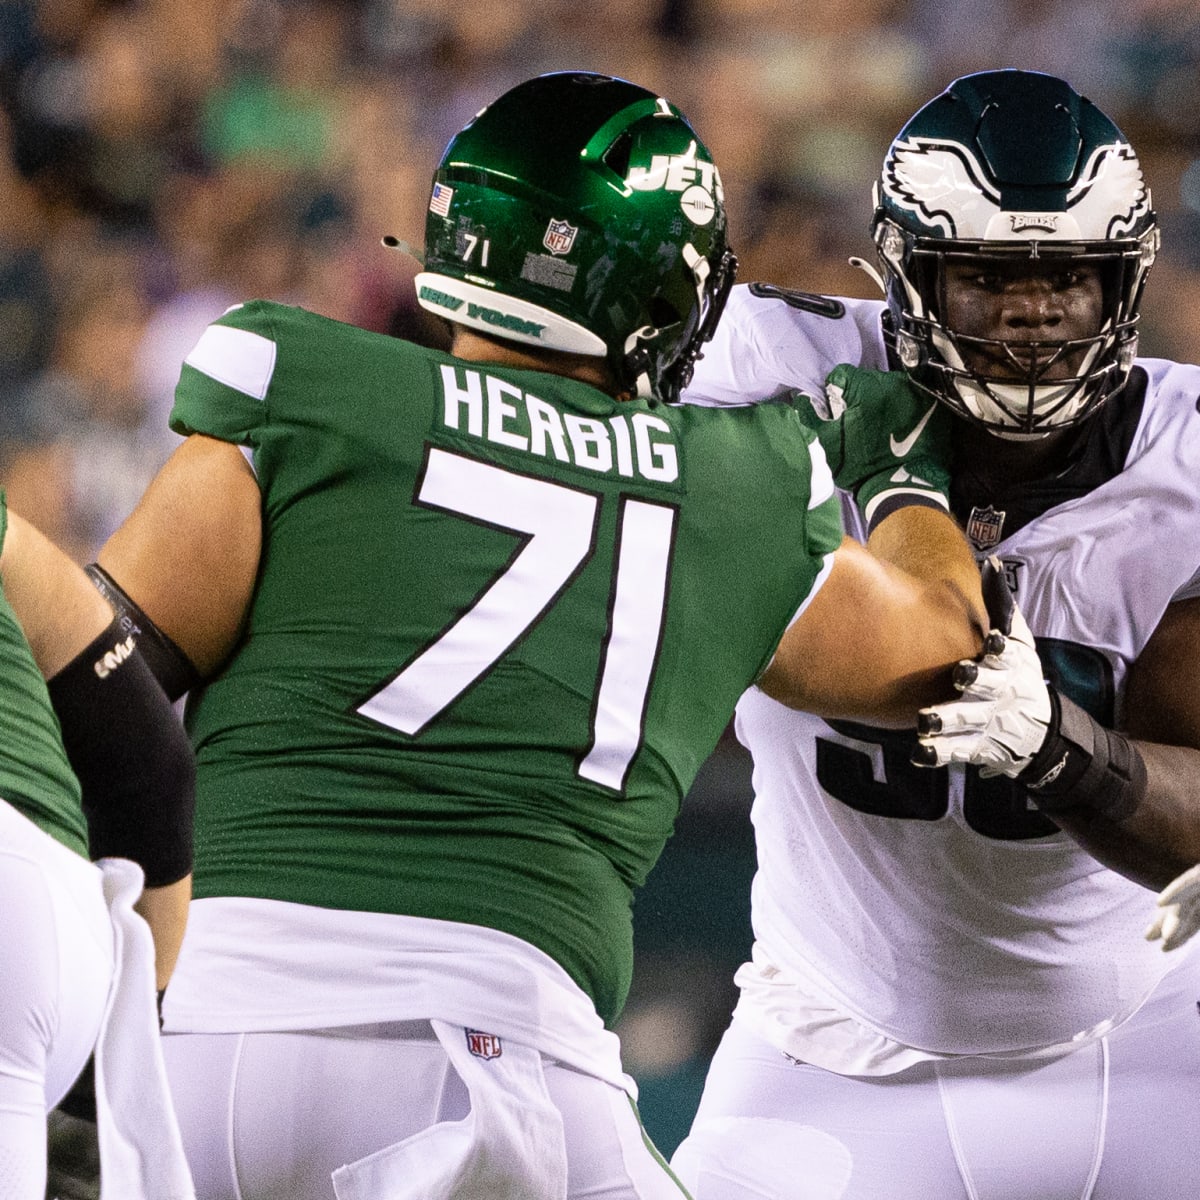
left=623, top=241, right=738, bottom=403
left=877, top=218, right=1158, bottom=434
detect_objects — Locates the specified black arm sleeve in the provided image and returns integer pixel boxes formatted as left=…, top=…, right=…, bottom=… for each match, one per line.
left=46, top=618, right=195, bottom=886
left=84, top=563, right=202, bottom=702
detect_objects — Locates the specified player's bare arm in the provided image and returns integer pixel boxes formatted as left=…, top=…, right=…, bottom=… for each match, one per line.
left=0, top=509, right=112, bottom=674
left=96, top=432, right=262, bottom=681
left=131, top=876, right=192, bottom=988
left=759, top=365, right=986, bottom=721
left=1006, top=594, right=1200, bottom=891
left=1063, top=596, right=1200, bottom=888
left=759, top=512, right=984, bottom=723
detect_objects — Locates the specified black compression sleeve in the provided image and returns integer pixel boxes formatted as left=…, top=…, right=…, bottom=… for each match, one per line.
left=46, top=618, right=195, bottom=886
left=1017, top=687, right=1148, bottom=824
left=84, top=563, right=202, bottom=701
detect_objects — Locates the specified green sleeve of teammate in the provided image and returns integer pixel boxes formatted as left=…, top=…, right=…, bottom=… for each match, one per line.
left=791, top=364, right=952, bottom=532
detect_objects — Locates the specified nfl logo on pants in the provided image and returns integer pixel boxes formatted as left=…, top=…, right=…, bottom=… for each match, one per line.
left=466, top=1029, right=503, bottom=1059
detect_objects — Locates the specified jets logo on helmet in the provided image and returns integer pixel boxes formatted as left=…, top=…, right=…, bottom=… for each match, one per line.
left=679, top=187, right=716, bottom=225
left=627, top=147, right=723, bottom=197
left=626, top=145, right=723, bottom=226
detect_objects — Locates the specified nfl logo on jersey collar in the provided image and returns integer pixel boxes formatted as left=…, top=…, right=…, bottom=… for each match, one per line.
left=967, top=504, right=1006, bottom=550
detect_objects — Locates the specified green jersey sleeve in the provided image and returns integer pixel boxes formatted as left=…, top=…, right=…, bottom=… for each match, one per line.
left=803, top=431, right=847, bottom=560
left=170, top=301, right=284, bottom=446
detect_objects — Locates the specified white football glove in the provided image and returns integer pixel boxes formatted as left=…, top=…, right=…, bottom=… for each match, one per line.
left=1145, top=864, right=1200, bottom=952
left=914, top=558, right=1052, bottom=778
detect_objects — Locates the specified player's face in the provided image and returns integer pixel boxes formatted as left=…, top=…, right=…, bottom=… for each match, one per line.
left=941, top=258, right=1105, bottom=383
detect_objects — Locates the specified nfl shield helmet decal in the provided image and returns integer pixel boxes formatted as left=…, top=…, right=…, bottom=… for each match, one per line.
left=966, top=505, right=1006, bottom=550
left=465, top=1029, right=503, bottom=1059
left=543, top=219, right=578, bottom=256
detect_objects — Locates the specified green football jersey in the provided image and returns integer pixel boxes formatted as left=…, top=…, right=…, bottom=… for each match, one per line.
left=171, top=301, right=843, bottom=1023
left=0, top=493, right=88, bottom=856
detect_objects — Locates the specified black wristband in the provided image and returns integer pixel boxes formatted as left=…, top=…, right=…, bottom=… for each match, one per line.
left=1017, top=686, right=1147, bottom=823
left=863, top=489, right=948, bottom=536
left=85, top=563, right=202, bottom=701
left=46, top=618, right=195, bottom=885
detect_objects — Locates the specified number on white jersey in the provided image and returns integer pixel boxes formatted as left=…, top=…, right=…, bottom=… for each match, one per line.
left=817, top=639, right=1114, bottom=840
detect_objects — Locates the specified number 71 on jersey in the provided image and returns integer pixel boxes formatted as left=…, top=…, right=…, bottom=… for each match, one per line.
left=356, top=447, right=675, bottom=792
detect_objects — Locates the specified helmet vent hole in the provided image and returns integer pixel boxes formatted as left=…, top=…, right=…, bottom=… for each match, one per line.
left=603, top=131, right=634, bottom=179
left=648, top=297, right=680, bottom=329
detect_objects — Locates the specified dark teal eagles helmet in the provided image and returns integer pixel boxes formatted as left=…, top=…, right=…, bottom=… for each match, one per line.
left=870, top=69, right=1158, bottom=434
left=401, top=71, right=737, bottom=404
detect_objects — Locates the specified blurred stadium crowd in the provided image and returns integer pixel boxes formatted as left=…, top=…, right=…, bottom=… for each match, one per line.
left=6, top=0, right=1200, bottom=561
left=6, top=0, right=1200, bottom=1157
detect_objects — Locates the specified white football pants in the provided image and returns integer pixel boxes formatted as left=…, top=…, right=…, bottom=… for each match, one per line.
left=0, top=801, right=113, bottom=1200
left=163, top=1020, right=691, bottom=1200
left=672, top=956, right=1200, bottom=1200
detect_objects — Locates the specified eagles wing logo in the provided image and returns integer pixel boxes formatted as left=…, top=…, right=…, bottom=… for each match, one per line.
left=882, top=138, right=1002, bottom=238
left=1065, top=144, right=1151, bottom=238
left=884, top=138, right=1150, bottom=244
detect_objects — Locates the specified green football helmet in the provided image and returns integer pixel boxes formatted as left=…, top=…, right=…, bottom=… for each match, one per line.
left=870, top=69, right=1159, bottom=434
left=400, top=71, right=737, bottom=404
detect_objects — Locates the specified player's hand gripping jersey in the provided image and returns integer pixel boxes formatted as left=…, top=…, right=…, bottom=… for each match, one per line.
left=684, top=283, right=1200, bottom=1060
left=170, top=299, right=843, bottom=1026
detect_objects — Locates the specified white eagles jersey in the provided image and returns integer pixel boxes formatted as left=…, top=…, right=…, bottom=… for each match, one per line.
left=685, top=282, right=1200, bottom=1059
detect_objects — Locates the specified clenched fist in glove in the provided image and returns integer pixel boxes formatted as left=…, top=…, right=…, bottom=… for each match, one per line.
left=913, top=558, right=1051, bottom=777
left=914, top=558, right=1147, bottom=825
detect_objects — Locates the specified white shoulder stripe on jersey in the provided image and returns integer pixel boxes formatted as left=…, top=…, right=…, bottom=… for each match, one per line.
left=184, top=323, right=277, bottom=401
left=807, top=439, right=835, bottom=510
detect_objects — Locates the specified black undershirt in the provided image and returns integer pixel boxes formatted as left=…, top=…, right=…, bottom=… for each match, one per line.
left=948, top=367, right=1149, bottom=547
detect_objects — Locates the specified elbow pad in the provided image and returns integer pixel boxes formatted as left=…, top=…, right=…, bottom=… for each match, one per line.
left=47, top=618, right=195, bottom=886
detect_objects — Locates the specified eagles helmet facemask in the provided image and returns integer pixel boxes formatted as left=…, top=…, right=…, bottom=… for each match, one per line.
left=392, top=71, right=737, bottom=405
left=868, top=69, right=1159, bottom=434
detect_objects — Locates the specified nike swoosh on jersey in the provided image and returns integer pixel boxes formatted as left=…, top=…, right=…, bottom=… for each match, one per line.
left=889, top=403, right=938, bottom=457
left=889, top=466, right=934, bottom=487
